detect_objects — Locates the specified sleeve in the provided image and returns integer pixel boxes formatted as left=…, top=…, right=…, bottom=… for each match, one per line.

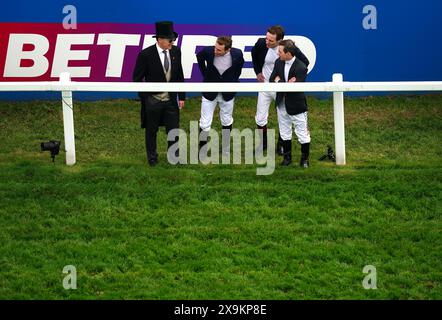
left=251, top=39, right=262, bottom=75
left=133, top=50, right=147, bottom=98
left=295, top=64, right=308, bottom=83
left=176, top=48, right=186, bottom=101
left=294, top=46, right=310, bottom=67
left=235, top=49, right=245, bottom=81
left=133, top=50, right=147, bottom=82
left=196, top=48, right=207, bottom=78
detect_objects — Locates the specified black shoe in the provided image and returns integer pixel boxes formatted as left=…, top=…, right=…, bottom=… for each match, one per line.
left=199, top=129, right=209, bottom=153
left=280, top=140, right=292, bottom=166
left=276, top=136, right=284, bottom=156
left=276, top=145, right=283, bottom=156
left=148, top=158, right=158, bottom=167
left=221, top=125, right=232, bottom=155
left=199, top=140, right=208, bottom=162
left=300, top=143, right=310, bottom=168
left=281, top=156, right=292, bottom=166
left=257, top=125, right=268, bottom=151
left=300, top=159, right=309, bottom=168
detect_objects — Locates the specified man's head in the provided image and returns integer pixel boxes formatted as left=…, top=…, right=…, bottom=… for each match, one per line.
left=157, top=37, right=176, bottom=50
left=266, top=25, right=285, bottom=49
left=214, top=36, right=232, bottom=57
left=278, top=39, right=297, bottom=61
left=154, top=21, right=178, bottom=50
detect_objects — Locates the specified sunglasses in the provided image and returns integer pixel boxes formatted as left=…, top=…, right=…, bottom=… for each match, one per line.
left=167, top=38, right=176, bottom=43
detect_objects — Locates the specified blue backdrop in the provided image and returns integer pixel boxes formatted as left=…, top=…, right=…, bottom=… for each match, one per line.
left=1, top=0, right=441, bottom=100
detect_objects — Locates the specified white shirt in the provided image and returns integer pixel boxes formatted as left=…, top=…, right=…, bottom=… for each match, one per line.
left=156, top=43, right=170, bottom=71
left=263, top=46, right=279, bottom=82
left=284, top=56, right=296, bottom=82
left=214, top=51, right=232, bottom=75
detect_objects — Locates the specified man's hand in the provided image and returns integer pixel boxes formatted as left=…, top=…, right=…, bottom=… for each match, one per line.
left=288, top=77, right=297, bottom=83
left=257, top=73, right=265, bottom=82
left=179, top=100, right=185, bottom=109
left=274, top=76, right=281, bottom=83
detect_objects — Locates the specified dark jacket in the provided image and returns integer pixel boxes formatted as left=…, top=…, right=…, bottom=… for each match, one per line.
left=196, top=46, right=244, bottom=101
left=133, top=44, right=185, bottom=128
left=269, top=57, right=308, bottom=116
left=251, top=38, right=309, bottom=76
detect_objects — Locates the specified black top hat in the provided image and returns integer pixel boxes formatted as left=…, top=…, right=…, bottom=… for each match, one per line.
left=153, top=21, right=178, bottom=39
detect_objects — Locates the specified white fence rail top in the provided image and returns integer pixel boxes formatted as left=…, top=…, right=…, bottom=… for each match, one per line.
left=1, top=81, right=442, bottom=93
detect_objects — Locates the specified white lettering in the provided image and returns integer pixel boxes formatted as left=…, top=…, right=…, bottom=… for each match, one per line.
left=2, top=33, right=316, bottom=80
left=3, top=34, right=49, bottom=77
left=363, top=5, right=378, bottom=30
left=180, top=35, right=217, bottom=79
left=167, top=122, right=275, bottom=175
left=255, top=129, right=275, bottom=176
left=97, top=33, right=141, bottom=77
left=62, top=5, right=77, bottom=30
left=362, top=265, right=377, bottom=289
left=284, top=36, right=317, bottom=73
left=174, top=304, right=208, bottom=318
left=231, top=35, right=259, bottom=78
left=51, top=34, right=95, bottom=78
left=231, top=35, right=316, bottom=76
left=62, top=265, right=77, bottom=289
left=142, top=34, right=157, bottom=49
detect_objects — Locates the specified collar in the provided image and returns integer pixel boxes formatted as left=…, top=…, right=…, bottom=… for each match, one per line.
left=215, top=50, right=232, bottom=58
left=156, top=43, right=168, bottom=55
left=285, top=56, right=296, bottom=66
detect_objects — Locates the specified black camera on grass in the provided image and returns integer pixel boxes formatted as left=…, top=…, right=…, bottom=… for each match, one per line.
left=319, top=145, right=336, bottom=162
left=41, top=140, right=61, bottom=162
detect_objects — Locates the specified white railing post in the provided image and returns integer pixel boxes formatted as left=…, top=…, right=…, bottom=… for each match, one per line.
left=60, top=72, right=76, bottom=166
left=332, top=73, right=346, bottom=165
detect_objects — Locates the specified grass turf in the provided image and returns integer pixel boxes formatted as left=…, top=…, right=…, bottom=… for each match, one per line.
left=0, top=94, right=441, bottom=299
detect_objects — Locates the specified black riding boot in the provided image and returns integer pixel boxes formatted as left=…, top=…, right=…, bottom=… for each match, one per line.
left=221, top=125, right=232, bottom=155
left=281, top=140, right=292, bottom=166
left=257, top=125, right=268, bottom=151
left=300, top=143, right=310, bottom=168
left=276, top=133, right=284, bottom=156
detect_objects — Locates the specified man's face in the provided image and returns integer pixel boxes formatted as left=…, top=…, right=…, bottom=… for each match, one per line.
left=214, top=42, right=229, bottom=57
left=158, top=37, right=175, bottom=50
left=265, top=32, right=278, bottom=49
left=278, top=45, right=292, bottom=61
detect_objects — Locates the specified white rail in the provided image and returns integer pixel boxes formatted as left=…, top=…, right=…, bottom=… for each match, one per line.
left=1, top=79, right=442, bottom=92
left=1, top=72, right=441, bottom=166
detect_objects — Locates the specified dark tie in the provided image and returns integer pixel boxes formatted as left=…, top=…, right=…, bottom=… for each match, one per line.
left=163, top=50, right=169, bottom=72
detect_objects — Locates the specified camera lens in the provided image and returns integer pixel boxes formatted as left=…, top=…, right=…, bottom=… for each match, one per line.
left=40, top=141, right=60, bottom=158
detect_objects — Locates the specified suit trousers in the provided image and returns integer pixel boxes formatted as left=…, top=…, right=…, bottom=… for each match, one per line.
left=277, top=103, right=311, bottom=144
left=144, top=100, right=179, bottom=161
left=199, top=94, right=234, bottom=132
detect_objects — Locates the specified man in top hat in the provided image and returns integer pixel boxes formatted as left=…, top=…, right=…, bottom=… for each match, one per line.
left=133, top=21, right=185, bottom=167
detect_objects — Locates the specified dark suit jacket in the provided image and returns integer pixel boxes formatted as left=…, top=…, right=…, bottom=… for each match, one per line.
left=269, top=57, right=308, bottom=116
left=133, top=44, right=185, bottom=128
left=251, top=38, right=310, bottom=76
left=196, top=46, right=244, bottom=101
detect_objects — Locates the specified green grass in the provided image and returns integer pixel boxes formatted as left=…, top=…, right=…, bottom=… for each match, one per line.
left=0, top=94, right=441, bottom=299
